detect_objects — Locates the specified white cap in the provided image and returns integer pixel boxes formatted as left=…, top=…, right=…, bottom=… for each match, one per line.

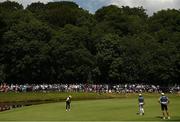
left=69, top=95, right=72, bottom=98
left=161, top=93, right=164, bottom=96
left=139, top=94, right=142, bottom=96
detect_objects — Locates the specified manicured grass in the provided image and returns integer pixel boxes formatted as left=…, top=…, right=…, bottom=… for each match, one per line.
left=0, top=93, right=179, bottom=121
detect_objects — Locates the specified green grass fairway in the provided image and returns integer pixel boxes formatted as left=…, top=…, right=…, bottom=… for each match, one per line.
left=0, top=94, right=180, bottom=121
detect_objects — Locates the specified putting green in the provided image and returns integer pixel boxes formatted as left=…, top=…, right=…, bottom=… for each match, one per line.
left=0, top=96, right=179, bottom=121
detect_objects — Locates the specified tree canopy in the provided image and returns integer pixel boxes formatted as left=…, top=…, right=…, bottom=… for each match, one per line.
left=0, top=1, right=179, bottom=85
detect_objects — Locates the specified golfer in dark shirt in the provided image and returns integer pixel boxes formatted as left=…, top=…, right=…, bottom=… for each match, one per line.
left=66, top=95, right=72, bottom=111
left=159, top=93, right=170, bottom=119
left=138, top=94, right=145, bottom=115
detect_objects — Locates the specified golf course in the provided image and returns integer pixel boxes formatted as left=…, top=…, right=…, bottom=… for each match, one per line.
left=0, top=92, right=180, bottom=121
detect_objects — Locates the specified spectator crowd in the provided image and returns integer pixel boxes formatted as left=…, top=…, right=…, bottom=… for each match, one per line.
left=0, top=83, right=180, bottom=93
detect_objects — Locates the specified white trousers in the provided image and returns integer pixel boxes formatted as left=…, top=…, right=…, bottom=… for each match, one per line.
left=139, top=103, right=144, bottom=115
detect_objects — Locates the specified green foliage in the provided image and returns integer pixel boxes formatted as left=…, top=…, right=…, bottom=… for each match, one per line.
left=26, top=2, right=45, bottom=13
left=94, top=5, right=148, bottom=37
left=48, top=25, right=94, bottom=82
left=0, top=1, right=179, bottom=85
left=0, top=1, right=23, bottom=11
left=43, top=2, right=87, bottom=27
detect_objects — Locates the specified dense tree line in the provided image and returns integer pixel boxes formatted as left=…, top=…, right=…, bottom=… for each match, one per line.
left=0, top=1, right=179, bottom=85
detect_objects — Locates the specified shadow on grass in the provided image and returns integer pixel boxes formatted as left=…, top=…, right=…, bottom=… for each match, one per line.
left=156, top=116, right=162, bottom=119
left=155, top=115, right=180, bottom=121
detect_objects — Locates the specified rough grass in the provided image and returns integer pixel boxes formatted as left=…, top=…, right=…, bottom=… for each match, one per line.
left=0, top=92, right=179, bottom=121
left=0, top=92, right=125, bottom=103
left=0, top=92, right=179, bottom=103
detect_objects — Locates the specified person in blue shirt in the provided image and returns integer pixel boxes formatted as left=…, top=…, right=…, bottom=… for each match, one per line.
left=159, top=93, right=170, bottom=119
left=138, top=94, right=145, bottom=115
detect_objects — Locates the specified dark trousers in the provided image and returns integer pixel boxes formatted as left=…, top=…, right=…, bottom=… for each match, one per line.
left=66, top=102, right=70, bottom=110
left=161, top=104, right=168, bottom=111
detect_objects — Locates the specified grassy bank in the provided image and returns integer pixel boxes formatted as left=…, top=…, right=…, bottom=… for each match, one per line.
left=0, top=92, right=179, bottom=103
left=0, top=92, right=121, bottom=103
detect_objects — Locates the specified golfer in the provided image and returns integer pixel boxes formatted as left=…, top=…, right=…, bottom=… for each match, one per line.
left=159, top=93, right=170, bottom=119
left=138, top=94, right=145, bottom=115
left=66, top=95, right=72, bottom=111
